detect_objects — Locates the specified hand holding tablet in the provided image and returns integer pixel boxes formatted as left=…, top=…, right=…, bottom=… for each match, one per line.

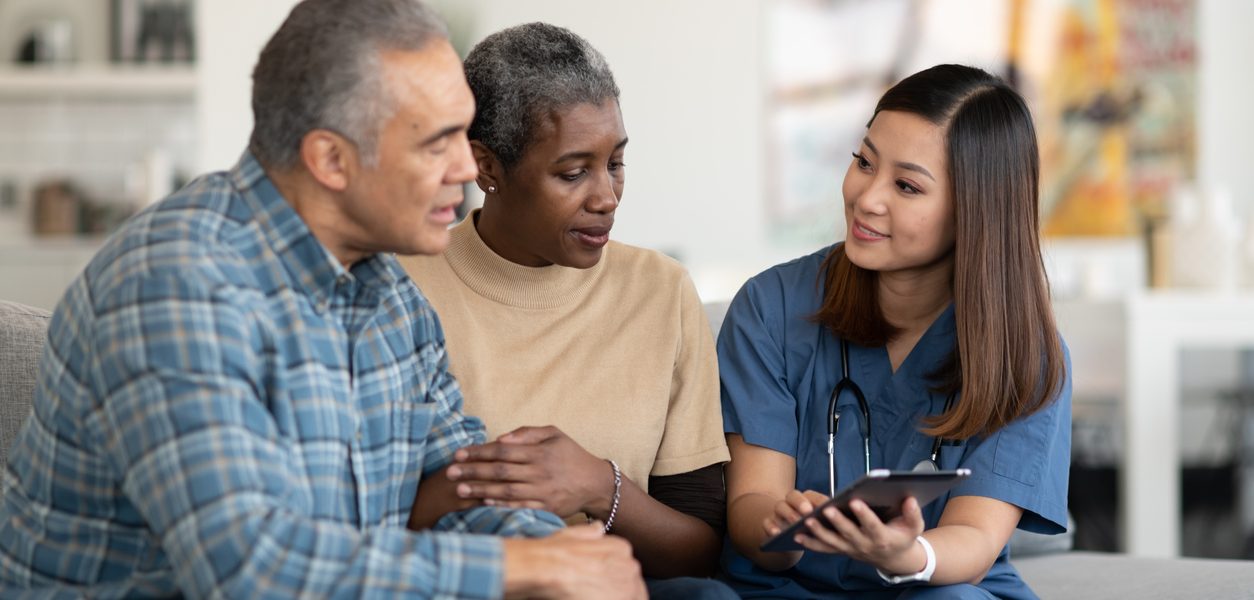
left=761, top=469, right=971, bottom=553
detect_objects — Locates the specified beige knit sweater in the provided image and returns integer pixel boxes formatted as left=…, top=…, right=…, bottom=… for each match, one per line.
left=399, top=215, right=728, bottom=492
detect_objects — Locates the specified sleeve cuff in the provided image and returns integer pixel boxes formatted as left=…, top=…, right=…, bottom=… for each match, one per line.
left=650, top=444, right=731, bottom=477
left=427, top=531, right=505, bottom=600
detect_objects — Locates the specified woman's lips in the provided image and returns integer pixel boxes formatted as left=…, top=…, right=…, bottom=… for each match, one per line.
left=571, top=226, right=611, bottom=248
left=850, top=220, right=889, bottom=242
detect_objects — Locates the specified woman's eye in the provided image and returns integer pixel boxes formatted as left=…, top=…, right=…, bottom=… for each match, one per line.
left=560, top=170, right=586, bottom=182
left=852, top=152, right=871, bottom=170
left=608, top=161, right=626, bottom=172
left=896, top=180, right=921, bottom=194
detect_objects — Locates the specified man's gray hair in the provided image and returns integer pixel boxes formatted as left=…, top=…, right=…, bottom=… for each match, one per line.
left=249, top=0, right=448, bottom=169
left=464, top=22, right=620, bottom=170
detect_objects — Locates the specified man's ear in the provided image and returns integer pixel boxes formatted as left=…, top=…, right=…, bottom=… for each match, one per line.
left=300, top=129, right=360, bottom=192
left=471, top=140, right=504, bottom=195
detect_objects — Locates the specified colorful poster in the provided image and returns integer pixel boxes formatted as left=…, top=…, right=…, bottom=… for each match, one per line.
left=1031, top=0, right=1196, bottom=236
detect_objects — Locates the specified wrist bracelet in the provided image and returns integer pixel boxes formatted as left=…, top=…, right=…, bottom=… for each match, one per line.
left=876, top=535, right=937, bottom=584
left=602, top=459, right=622, bottom=533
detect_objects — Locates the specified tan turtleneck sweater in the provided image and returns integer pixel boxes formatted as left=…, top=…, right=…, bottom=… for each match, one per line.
left=399, top=215, right=728, bottom=492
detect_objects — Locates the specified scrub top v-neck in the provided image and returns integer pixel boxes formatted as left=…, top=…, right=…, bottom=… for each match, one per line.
left=717, top=244, right=1071, bottom=600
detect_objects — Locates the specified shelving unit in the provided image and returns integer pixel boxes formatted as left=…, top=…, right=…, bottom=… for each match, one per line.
left=0, top=64, right=196, bottom=100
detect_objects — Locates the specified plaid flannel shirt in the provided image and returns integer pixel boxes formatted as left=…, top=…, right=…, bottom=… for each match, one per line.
left=0, top=153, right=561, bottom=599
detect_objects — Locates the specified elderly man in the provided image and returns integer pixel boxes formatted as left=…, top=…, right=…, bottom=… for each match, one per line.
left=0, top=1, right=644, bottom=598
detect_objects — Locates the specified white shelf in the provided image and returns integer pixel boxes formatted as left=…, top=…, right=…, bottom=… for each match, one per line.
left=0, top=64, right=196, bottom=100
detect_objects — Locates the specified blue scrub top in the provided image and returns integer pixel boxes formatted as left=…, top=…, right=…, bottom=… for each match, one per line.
left=718, top=245, right=1071, bottom=600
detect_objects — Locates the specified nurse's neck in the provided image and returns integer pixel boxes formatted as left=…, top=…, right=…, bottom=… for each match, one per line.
left=877, top=261, right=953, bottom=371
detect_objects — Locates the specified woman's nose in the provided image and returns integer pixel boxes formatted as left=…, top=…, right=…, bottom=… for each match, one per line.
left=853, top=178, right=890, bottom=215
left=585, top=171, right=620, bottom=214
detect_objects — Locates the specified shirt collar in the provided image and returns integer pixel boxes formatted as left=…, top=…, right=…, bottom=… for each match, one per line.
left=229, top=152, right=401, bottom=310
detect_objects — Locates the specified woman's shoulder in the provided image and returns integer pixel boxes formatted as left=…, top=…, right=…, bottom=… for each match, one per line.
left=738, top=244, right=836, bottom=301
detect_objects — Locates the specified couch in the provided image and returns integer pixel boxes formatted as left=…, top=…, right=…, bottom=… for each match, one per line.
left=4, top=300, right=1254, bottom=597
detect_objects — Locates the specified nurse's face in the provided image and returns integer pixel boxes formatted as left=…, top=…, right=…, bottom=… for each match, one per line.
left=841, top=110, right=955, bottom=276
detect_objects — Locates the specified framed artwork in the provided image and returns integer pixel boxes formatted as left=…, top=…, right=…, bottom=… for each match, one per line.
left=110, top=0, right=195, bottom=63
left=1024, top=0, right=1196, bottom=237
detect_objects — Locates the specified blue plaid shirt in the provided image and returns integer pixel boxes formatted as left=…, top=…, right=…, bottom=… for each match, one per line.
left=0, top=153, right=561, bottom=598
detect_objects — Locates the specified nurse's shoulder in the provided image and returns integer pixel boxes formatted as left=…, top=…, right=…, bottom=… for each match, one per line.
left=731, top=244, right=835, bottom=319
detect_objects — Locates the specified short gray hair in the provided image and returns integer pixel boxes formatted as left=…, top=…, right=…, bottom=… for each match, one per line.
left=249, top=0, right=448, bottom=168
left=464, top=22, right=620, bottom=170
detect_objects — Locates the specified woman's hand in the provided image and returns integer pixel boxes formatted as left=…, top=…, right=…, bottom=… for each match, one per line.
left=795, top=495, right=926, bottom=574
left=764, top=489, right=829, bottom=541
left=447, top=425, right=614, bottom=518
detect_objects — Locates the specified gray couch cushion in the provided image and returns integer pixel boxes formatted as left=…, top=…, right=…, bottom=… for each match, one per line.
left=0, top=300, right=50, bottom=465
left=1016, top=551, right=1254, bottom=599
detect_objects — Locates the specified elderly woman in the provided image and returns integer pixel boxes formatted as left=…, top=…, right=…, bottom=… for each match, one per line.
left=400, top=22, right=734, bottom=597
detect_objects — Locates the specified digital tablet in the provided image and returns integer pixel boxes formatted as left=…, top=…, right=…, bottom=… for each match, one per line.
left=760, top=468, right=971, bottom=553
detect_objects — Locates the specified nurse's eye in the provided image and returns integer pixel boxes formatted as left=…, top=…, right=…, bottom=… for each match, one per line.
left=896, top=180, right=922, bottom=195
left=852, top=152, right=872, bottom=171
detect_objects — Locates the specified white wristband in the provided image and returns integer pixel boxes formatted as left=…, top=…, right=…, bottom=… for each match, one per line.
left=876, top=535, right=936, bottom=584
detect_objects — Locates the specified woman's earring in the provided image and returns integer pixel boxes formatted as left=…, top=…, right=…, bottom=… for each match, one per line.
left=487, top=185, right=497, bottom=194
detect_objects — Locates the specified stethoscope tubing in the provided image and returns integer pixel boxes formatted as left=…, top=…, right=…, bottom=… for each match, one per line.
left=826, top=339, right=957, bottom=495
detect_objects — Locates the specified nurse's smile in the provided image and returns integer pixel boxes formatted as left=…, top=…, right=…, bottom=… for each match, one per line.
left=851, top=219, right=889, bottom=242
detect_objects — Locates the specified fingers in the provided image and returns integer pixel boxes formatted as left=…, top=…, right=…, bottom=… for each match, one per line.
left=555, top=523, right=606, bottom=540
left=455, top=442, right=536, bottom=464
left=498, top=425, right=562, bottom=445
left=447, top=460, right=541, bottom=483
left=797, top=502, right=857, bottom=552
left=896, top=496, right=926, bottom=534
left=482, top=499, right=548, bottom=510
left=785, top=489, right=817, bottom=515
left=843, top=499, right=886, bottom=536
left=801, top=490, right=830, bottom=507
left=454, top=481, right=541, bottom=503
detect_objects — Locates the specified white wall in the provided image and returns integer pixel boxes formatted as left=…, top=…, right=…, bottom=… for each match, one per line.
left=195, top=0, right=299, bottom=172
left=196, top=0, right=1254, bottom=301
left=1198, top=0, right=1254, bottom=217
left=426, top=0, right=778, bottom=299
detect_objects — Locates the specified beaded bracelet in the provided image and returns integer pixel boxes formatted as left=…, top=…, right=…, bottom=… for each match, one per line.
left=602, top=459, right=622, bottom=533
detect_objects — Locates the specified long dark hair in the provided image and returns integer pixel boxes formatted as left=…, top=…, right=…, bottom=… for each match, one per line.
left=814, top=64, right=1064, bottom=439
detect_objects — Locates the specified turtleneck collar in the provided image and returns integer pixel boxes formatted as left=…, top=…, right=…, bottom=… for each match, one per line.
left=442, top=210, right=608, bottom=309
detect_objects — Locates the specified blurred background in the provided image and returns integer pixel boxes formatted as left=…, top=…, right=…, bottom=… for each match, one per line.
left=0, top=0, right=1251, bottom=562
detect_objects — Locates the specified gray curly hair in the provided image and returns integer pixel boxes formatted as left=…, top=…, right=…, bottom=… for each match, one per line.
left=249, top=0, right=448, bottom=169
left=464, top=22, right=621, bottom=170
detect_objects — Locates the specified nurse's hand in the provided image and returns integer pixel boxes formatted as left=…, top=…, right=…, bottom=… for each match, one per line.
left=765, top=489, right=830, bottom=538
left=796, top=495, right=926, bottom=572
left=447, top=425, right=613, bottom=518
left=759, top=490, right=829, bottom=565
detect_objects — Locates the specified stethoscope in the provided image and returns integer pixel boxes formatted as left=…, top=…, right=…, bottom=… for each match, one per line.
left=825, top=339, right=958, bottom=497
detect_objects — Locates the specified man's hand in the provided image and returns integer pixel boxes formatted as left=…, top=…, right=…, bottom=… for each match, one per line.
left=448, top=426, right=614, bottom=518
left=502, top=524, right=646, bottom=600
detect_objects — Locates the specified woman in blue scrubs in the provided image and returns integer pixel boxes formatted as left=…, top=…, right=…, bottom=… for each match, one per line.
left=719, top=64, right=1071, bottom=599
